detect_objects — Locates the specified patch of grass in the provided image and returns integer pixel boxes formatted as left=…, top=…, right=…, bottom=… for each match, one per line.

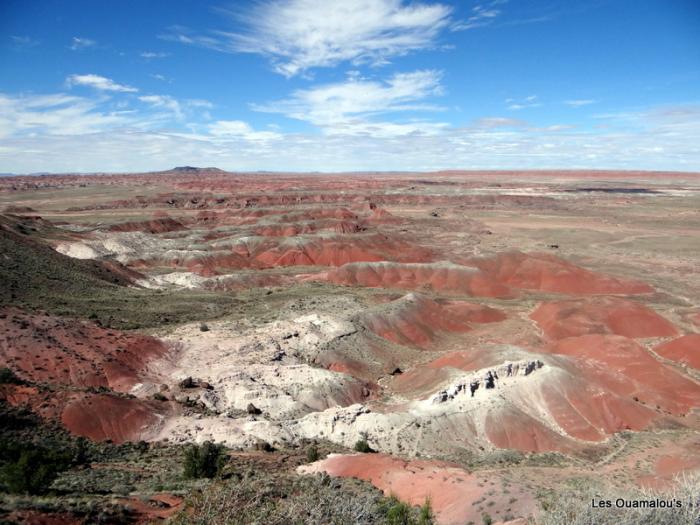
left=418, top=497, right=434, bottom=525
left=171, top=475, right=434, bottom=525
left=533, top=475, right=700, bottom=525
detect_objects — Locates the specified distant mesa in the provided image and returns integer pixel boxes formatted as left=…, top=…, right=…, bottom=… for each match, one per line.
left=170, top=166, right=224, bottom=173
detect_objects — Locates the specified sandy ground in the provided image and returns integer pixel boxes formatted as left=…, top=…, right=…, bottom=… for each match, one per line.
left=2, top=169, right=699, bottom=523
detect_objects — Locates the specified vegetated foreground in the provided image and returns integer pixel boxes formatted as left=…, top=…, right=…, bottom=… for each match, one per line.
left=1, top=168, right=699, bottom=524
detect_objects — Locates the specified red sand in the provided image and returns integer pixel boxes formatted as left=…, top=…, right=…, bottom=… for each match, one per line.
left=470, top=252, right=654, bottom=295
left=161, top=234, right=434, bottom=275
left=302, top=453, right=535, bottom=525
left=638, top=448, right=700, bottom=489
left=61, top=394, right=167, bottom=443
left=362, top=294, right=505, bottom=349
left=325, top=262, right=515, bottom=298
left=538, top=374, right=657, bottom=442
left=531, top=297, right=678, bottom=340
left=0, top=307, right=168, bottom=391
left=117, top=493, right=184, bottom=521
left=485, top=406, right=578, bottom=453
left=0, top=383, right=169, bottom=443
left=108, top=216, right=186, bottom=234
left=654, top=334, right=700, bottom=369
left=545, top=335, right=700, bottom=415
left=323, top=252, right=654, bottom=298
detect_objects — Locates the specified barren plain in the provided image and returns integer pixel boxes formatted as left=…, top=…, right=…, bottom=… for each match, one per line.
left=1, top=168, right=699, bottom=524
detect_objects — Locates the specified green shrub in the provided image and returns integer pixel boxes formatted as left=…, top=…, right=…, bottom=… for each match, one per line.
left=482, top=512, right=493, bottom=525
left=354, top=439, right=374, bottom=453
left=183, top=441, right=226, bottom=479
left=0, top=443, right=71, bottom=494
left=418, top=497, right=434, bottom=525
left=0, top=367, right=24, bottom=385
left=306, top=444, right=320, bottom=463
left=384, top=495, right=413, bottom=525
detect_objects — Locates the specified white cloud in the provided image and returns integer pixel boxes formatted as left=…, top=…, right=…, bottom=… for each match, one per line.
left=507, top=95, right=541, bottom=110
left=67, top=74, right=138, bottom=93
left=162, top=0, right=452, bottom=76
left=139, top=95, right=183, bottom=118
left=69, top=37, right=96, bottom=50
left=187, top=99, right=214, bottom=109
left=472, top=117, right=527, bottom=129
left=1, top=91, right=698, bottom=173
left=565, top=99, right=596, bottom=107
left=138, top=95, right=214, bottom=121
left=140, top=51, right=170, bottom=59
left=3, top=108, right=699, bottom=173
left=208, top=120, right=282, bottom=141
left=10, top=35, right=40, bottom=48
left=0, top=93, right=130, bottom=138
left=452, top=2, right=504, bottom=31
left=149, top=74, right=170, bottom=82
left=254, top=69, right=446, bottom=136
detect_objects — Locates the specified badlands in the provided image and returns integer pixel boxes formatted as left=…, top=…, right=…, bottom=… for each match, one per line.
left=1, top=168, right=699, bottom=524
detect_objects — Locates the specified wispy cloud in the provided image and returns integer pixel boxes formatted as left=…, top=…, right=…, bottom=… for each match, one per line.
left=10, top=35, right=40, bottom=48
left=506, top=95, right=541, bottom=110
left=149, top=74, right=171, bottom=83
left=67, top=74, right=138, bottom=93
left=472, top=117, right=527, bottom=129
left=0, top=93, right=130, bottom=139
left=452, top=1, right=504, bottom=31
left=253, top=69, right=446, bottom=136
left=1, top=100, right=699, bottom=172
left=140, top=51, right=170, bottom=59
left=565, top=99, right=596, bottom=107
left=208, top=120, right=282, bottom=141
left=138, top=95, right=213, bottom=121
left=161, top=0, right=453, bottom=77
left=69, top=37, right=96, bottom=50
left=139, top=95, right=183, bottom=118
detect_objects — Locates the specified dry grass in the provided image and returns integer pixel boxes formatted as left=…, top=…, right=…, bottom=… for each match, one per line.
left=533, top=473, right=700, bottom=525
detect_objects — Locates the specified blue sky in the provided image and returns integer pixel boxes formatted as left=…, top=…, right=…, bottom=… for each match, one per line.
left=1, top=0, right=699, bottom=172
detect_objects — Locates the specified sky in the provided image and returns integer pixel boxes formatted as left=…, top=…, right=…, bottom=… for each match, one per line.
left=1, top=0, right=699, bottom=173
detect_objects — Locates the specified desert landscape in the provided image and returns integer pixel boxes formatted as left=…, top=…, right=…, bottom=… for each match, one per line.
left=1, top=167, right=699, bottom=524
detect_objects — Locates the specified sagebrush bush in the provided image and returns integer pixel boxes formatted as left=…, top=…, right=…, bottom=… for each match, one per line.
left=183, top=441, right=226, bottom=479
left=383, top=495, right=413, bottom=525
left=171, top=472, right=433, bottom=525
left=306, top=444, right=320, bottom=463
left=354, top=439, right=374, bottom=453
